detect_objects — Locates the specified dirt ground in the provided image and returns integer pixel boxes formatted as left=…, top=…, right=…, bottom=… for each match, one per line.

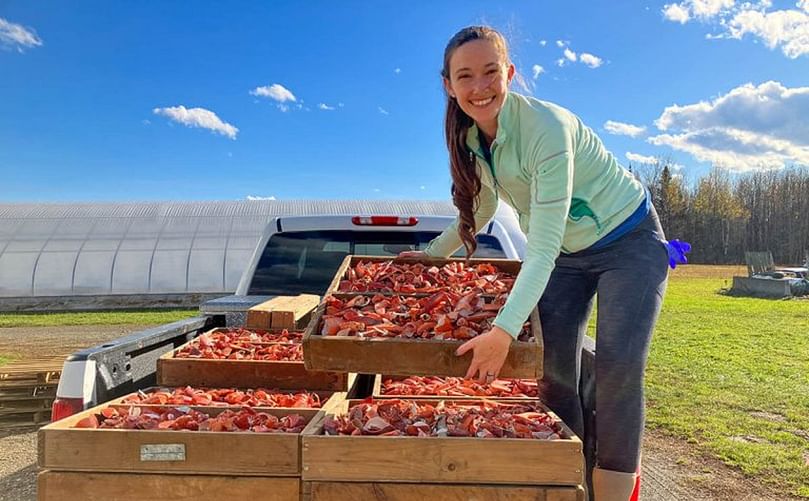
left=0, top=324, right=799, bottom=501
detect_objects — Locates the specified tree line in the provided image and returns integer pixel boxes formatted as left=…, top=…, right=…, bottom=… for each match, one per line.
left=632, top=162, right=809, bottom=265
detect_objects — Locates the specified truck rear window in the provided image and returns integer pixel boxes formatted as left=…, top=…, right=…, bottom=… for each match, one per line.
left=247, top=231, right=506, bottom=296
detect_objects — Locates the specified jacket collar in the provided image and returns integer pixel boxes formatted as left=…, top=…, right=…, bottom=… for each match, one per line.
left=465, top=91, right=516, bottom=154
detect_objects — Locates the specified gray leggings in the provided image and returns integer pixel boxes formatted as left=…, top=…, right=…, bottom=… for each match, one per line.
left=538, top=207, right=669, bottom=473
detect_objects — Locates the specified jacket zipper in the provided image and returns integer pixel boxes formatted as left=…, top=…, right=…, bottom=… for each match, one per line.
left=475, top=142, right=520, bottom=212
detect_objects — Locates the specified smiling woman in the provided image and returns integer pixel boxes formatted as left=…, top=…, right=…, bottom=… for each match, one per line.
left=399, top=25, right=688, bottom=501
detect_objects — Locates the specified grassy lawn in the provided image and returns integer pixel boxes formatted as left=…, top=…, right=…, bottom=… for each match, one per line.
left=644, top=265, right=809, bottom=497
left=0, top=309, right=197, bottom=328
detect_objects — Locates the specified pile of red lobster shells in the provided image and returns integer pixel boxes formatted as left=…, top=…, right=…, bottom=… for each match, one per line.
left=175, top=328, right=304, bottom=361
left=74, top=405, right=309, bottom=433
left=380, top=376, right=538, bottom=398
left=323, top=398, right=563, bottom=439
left=338, top=260, right=515, bottom=295
left=121, top=386, right=323, bottom=408
left=321, top=292, right=532, bottom=341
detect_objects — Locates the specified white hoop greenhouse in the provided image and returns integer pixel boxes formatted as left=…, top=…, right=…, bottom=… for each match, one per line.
left=0, top=200, right=459, bottom=301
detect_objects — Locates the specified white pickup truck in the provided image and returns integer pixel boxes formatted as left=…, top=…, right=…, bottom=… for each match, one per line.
left=49, top=202, right=597, bottom=493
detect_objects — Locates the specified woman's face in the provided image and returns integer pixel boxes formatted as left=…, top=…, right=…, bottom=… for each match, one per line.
left=444, top=39, right=515, bottom=132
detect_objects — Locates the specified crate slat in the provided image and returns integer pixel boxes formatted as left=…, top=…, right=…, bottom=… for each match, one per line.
left=306, top=482, right=584, bottom=501
left=38, top=471, right=301, bottom=501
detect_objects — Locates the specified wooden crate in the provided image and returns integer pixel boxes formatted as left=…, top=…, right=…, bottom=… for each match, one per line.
left=157, top=328, right=349, bottom=391
left=326, top=255, right=522, bottom=296
left=39, top=471, right=300, bottom=501
left=39, top=402, right=324, bottom=475
left=245, top=294, right=321, bottom=330
left=303, top=299, right=542, bottom=379
left=302, top=481, right=584, bottom=501
left=302, top=398, right=584, bottom=486
left=112, top=386, right=336, bottom=410
left=372, top=374, right=539, bottom=401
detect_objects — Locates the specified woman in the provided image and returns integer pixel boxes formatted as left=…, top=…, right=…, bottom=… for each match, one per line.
left=401, top=26, right=681, bottom=501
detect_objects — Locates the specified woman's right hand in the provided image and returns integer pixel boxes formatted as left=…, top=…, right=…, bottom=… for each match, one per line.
left=398, top=250, right=427, bottom=259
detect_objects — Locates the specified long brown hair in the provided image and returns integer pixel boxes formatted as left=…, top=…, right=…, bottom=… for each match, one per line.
left=441, top=26, right=510, bottom=258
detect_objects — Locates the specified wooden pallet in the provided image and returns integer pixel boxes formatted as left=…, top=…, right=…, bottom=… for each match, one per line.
left=0, top=356, right=65, bottom=383
left=0, top=356, right=65, bottom=429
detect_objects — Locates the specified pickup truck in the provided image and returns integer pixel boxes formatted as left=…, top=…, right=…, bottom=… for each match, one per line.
left=49, top=203, right=597, bottom=492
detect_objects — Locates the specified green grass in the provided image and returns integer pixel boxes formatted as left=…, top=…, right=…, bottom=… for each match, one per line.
left=0, top=354, right=11, bottom=367
left=0, top=309, right=197, bottom=328
left=642, top=270, right=809, bottom=497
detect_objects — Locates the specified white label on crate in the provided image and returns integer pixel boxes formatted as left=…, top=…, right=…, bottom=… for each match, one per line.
left=140, top=444, right=186, bottom=461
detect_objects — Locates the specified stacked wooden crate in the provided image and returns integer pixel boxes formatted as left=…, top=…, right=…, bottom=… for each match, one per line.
left=300, top=256, right=584, bottom=500
left=0, top=356, right=64, bottom=430
left=38, top=295, right=349, bottom=501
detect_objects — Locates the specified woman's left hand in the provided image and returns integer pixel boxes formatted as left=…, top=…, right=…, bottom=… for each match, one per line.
left=455, top=326, right=513, bottom=383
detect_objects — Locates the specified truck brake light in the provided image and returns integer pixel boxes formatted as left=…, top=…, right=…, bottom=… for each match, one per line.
left=51, top=397, right=84, bottom=422
left=351, top=216, right=418, bottom=226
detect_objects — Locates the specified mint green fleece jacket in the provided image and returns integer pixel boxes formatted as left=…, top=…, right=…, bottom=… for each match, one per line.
left=423, top=92, right=646, bottom=338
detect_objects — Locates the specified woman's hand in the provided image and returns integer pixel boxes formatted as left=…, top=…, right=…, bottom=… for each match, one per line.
left=455, top=326, right=512, bottom=383
left=398, top=250, right=427, bottom=258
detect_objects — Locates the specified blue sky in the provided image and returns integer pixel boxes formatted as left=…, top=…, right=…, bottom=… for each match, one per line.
left=1, top=1, right=807, bottom=202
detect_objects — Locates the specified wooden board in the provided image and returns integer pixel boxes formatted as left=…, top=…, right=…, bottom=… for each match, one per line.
left=157, top=333, right=349, bottom=391
left=326, top=255, right=523, bottom=296
left=372, top=374, right=539, bottom=401
left=302, top=398, right=583, bottom=486
left=305, top=482, right=584, bottom=501
left=38, top=471, right=300, bottom=501
left=246, top=294, right=320, bottom=330
left=39, top=402, right=324, bottom=475
left=303, top=300, right=543, bottom=379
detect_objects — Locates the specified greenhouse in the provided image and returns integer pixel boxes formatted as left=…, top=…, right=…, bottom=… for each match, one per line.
left=0, top=200, right=458, bottom=303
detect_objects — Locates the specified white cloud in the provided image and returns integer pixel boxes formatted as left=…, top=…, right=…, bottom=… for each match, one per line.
left=420, top=185, right=426, bottom=190
left=556, top=40, right=566, bottom=47
left=246, top=195, right=276, bottom=201
left=727, top=7, right=809, bottom=58
left=556, top=58, right=566, bottom=67
left=663, top=1, right=809, bottom=58
left=394, top=68, right=401, bottom=74
left=605, top=120, right=647, bottom=137
left=250, top=84, right=297, bottom=103
left=539, top=40, right=547, bottom=46
left=153, top=105, right=238, bottom=139
left=648, top=81, right=809, bottom=171
left=563, top=48, right=577, bottom=62
left=0, top=17, right=43, bottom=51
left=318, top=103, right=336, bottom=111
left=532, top=64, right=545, bottom=79
left=579, top=53, right=603, bottom=68
left=378, top=107, right=389, bottom=115
left=626, top=152, right=658, bottom=164
left=338, top=102, right=345, bottom=107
